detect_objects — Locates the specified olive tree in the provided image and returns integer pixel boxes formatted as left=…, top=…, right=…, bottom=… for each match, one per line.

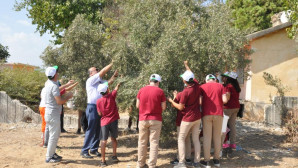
left=103, top=0, right=251, bottom=143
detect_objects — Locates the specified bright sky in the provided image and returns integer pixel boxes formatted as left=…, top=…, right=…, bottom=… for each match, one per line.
left=0, top=1, right=53, bottom=67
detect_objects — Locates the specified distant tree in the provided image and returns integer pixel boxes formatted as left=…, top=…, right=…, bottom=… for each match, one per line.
left=14, top=0, right=108, bottom=44
left=284, top=0, right=297, bottom=39
left=227, top=0, right=287, bottom=32
left=0, top=44, right=10, bottom=62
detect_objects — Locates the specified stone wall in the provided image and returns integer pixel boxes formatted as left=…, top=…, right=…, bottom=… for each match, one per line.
left=265, top=96, right=298, bottom=127
left=0, top=91, right=41, bottom=124
left=0, top=91, right=133, bottom=129
left=243, top=96, right=298, bottom=127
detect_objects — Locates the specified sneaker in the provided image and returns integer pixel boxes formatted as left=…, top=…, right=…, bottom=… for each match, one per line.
left=193, top=162, right=200, bottom=168
left=170, top=158, right=179, bottom=165
left=90, top=151, right=101, bottom=157
left=230, top=144, right=236, bottom=149
left=111, top=156, right=119, bottom=162
left=185, top=159, right=192, bottom=166
left=173, top=162, right=187, bottom=168
left=80, top=152, right=93, bottom=159
left=100, top=161, right=107, bottom=167
left=53, top=153, right=62, bottom=160
left=200, top=161, right=211, bottom=168
left=213, top=159, right=220, bottom=167
left=76, top=128, right=81, bottom=134
left=45, top=156, right=61, bottom=163
left=43, top=144, right=47, bottom=148
left=222, top=144, right=229, bottom=149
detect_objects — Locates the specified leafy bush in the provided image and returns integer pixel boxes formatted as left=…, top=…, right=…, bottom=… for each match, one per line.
left=0, top=67, right=47, bottom=112
left=284, top=108, right=298, bottom=143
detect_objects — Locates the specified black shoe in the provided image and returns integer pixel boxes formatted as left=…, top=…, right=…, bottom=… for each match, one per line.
left=76, top=128, right=81, bottom=134
left=61, top=129, right=67, bottom=133
left=53, top=153, right=62, bottom=160
left=90, top=151, right=101, bottom=157
left=185, top=158, right=192, bottom=165
left=80, top=152, right=93, bottom=158
left=213, top=159, right=220, bottom=167
left=200, top=160, right=211, bottom=168
left=46, top=156, right=61, bottom=163
left=170, top=158, right=179, bottom=165
left=100, top=161, right=107, bottom=167
left=111, top=156, right=119, bottom=163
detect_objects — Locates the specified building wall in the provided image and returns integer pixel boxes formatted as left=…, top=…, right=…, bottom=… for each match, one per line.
left=248, top=29, right=297, bottom=104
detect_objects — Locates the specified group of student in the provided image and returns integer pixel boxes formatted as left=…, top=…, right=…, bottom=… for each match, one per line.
left=41, top=60, right=241, bottom=168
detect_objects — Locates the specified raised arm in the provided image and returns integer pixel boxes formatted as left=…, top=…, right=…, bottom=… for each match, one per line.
left=114, top=83, right=121, bottom=91
left=54, top=92, right=73, bottom=105
left=65, top=82, right=79, bottom=91
left=99, top=62, right=113, bottom=78
left=108, top=70, right=119, bottom=85
left=59, top=80, right=75, bottom=90
left=184, top=61, right=192, bottom=72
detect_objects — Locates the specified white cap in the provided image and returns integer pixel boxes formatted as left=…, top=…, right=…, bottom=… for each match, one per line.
left=229, top=72, right=238, bottom=79
left=97, top=82, right=109, bottom=94
left=205, top=74, right=216, bottom=81
left=150, top=74, right=162, bottom=82
left=222, top=71, right=230, bottom=77
left=45, top=67, right=57, bottom=77
left=180, top=71, right=194, bottom=82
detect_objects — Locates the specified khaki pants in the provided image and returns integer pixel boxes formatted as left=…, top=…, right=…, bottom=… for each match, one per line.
left=176, top=126, right=191, bottom=160
left=223, top=108, right=239, bottom=144
left=202, top=115, right=223, bottom=161
left=137, top=120, right=162, bottom=168
left=178, top=119, right=201, bottom=163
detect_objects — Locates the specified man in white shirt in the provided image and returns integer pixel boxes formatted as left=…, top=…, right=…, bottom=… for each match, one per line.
left=81, top=62, right=118, bottom=158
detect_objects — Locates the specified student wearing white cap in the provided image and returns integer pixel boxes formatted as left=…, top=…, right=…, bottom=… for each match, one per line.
left=199, top=74, right=228, bottom=168
left=44, top=66, right=73, bottom=163
left=136, top=74, right=166, bottom=168
left=221, top=71, right=241, bottom=149
left=168, top=61, right=202, bottom=168
left=96, top=82, right=121, bottom=167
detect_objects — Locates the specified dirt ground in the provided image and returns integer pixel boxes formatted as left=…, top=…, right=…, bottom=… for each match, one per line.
left=0, top=119, right=297, bottom=168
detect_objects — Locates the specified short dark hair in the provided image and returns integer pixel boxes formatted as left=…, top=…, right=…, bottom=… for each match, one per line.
left=101, top=91, right=108, bottom=95
left=150, top=79, right=159, bottom=83
left=186, top=78, right=194, bottom=84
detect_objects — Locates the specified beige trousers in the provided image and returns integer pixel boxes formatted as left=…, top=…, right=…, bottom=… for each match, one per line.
left=178, top=119, right=201, bottom=163
left=223, top=108, right=239, bottom=144
left=176, top=126, right=191, bottom=160
left=137, top=120, right=162, bottom=168
left=202, top=115, right=223, bottom=161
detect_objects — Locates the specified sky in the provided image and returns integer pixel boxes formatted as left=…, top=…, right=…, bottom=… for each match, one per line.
left=0, top=1, right=53, bottom=67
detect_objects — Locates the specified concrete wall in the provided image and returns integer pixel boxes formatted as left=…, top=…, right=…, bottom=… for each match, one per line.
left=265, top=96, right=298, bottom=127
left=243, top=96, right=298, bottom=127
left=0, top=91, right=133, bottom=129
left=0, top=91, right=41, bottom=124
left=248, top=29, right=297, bottom=104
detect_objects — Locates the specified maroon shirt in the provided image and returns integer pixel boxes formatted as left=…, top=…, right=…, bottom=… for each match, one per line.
left=179, top=81, right=201, bottom=122
left=96, top=90, right=120, bottom=126
left=137, top=85, right=166, bottom=121
left=174, top=92, right=183, bottom=126
left=200, top=82, right=225, bottom=116
left=224, top=84, right=240, bottom=109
